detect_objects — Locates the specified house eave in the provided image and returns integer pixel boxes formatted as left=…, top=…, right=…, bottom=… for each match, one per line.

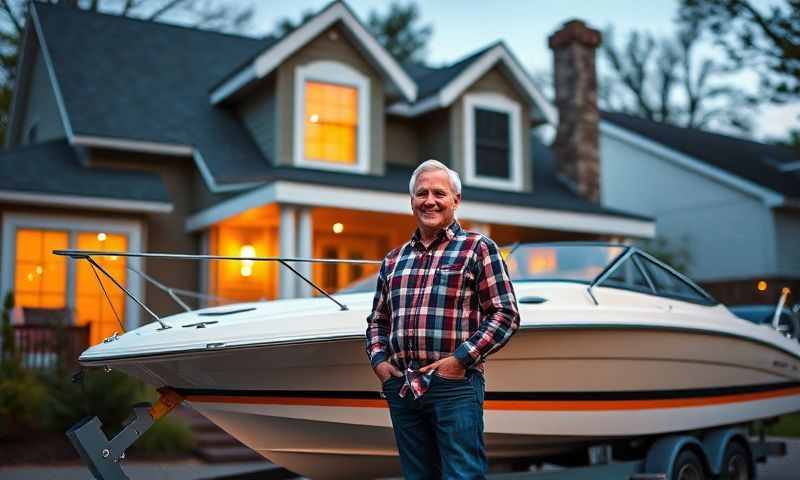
left=0, top=189, right=173, bottom=213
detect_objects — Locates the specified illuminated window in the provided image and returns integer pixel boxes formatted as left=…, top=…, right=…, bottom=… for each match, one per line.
left=14, top=229, right=68, bottom=309
left=294, top=60, right=369, bottom=173
left=75, top=232, right=127, bottom=345
left=304, top=81, right=358, bottom=164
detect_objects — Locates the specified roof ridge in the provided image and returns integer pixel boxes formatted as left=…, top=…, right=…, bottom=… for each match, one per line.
left=601, top=110, right=795, bottom=155
left=33, top=1, right=270, bottom=43
left=0, top=138, right=70, bottom=154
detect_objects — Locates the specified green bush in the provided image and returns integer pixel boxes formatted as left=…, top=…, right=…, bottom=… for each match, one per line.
left=0, top=367, right=47, bottom=439
left=131, top=416, right=195, bottom=456
left=41, top=368, right=147, bottom=433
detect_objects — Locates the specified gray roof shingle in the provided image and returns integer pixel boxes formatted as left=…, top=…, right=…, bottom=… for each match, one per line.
left=0, top=139, right=170, bottom=203
left=601, top=112, right=800, bottom=199
left=34, top=2, right=272, bottom=181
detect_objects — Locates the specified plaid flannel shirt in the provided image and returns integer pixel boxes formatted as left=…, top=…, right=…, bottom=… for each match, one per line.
left=366, top=221, right=519, bottom=372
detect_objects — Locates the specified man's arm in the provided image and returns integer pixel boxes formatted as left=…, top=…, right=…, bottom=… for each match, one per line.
left=365, top=258, right=391, bottom=369
left=452, top=238, right=520, bottom=368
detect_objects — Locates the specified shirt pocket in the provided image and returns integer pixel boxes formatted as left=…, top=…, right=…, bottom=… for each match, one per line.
left=433, top=260, right=469, bottom=291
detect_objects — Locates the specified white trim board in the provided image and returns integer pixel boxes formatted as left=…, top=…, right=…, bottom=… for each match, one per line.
left=292, top=61, right=370, bottom=174
left=210, top=2, right=416, bottom=105
left=600, top=121, right=785, bottom=207
left=0, top=190, right=173, bottom=213
left=185, top=180, right=655, bottom=238
left=30, top=3, right=74, bottom=141
left=387, top=44, right=557, bottom=125
left=1, top=212, right=145, bottom=332
left=462, top=92, right=523, bottom=191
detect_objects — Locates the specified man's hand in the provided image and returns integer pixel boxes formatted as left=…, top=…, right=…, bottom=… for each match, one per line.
left=374, top=361, right=403, bottom=383
left=419, top=355, right=465, bottom=379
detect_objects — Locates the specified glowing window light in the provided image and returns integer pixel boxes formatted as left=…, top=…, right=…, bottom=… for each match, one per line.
left=309, top=113, right=319, bottom=123
left=240, top=244, right=256, bottom=277
left=97, top=232, right=107, bottom=242
left=757, top=280, right=767, bottom=292
left=35, top=265, right=43, bottom=275
left=332, top=222, right=344, bottom=234
left=528, top=248, right=557, bottom=274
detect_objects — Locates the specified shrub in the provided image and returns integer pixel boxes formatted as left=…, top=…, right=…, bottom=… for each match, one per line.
left=767, top=412, right=800, bottom=438
left=0, top=367, right=47, bottom=439
left=130, top=416, right=195, bottom=456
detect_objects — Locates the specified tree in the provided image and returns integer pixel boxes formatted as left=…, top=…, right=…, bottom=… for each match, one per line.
left=366, top=1, right=431, bottom=64
left=0, top=0, right=255, bottom=143
left=601, top=23, right=757, bottom=132
left=273, top=1, right=432, bottom=64
left=678, top=0, right=800, bottom=104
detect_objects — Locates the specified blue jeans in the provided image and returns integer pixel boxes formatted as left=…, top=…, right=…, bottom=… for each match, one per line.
left=383, top=371, right=487, bottom=480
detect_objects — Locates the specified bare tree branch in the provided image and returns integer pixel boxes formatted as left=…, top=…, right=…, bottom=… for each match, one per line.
left=0, top=0, right=22, bottom=36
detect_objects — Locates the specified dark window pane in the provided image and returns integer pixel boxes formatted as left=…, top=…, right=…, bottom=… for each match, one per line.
left=475, top=108, right=510, bottom=180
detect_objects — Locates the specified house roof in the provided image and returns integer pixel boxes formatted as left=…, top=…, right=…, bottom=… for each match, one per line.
left=32, top=2, right=273, bottom=182
left=406, top=43, right=498, bottom=99
left=0, top=139, right=171, bottom=211
left=601, top=112, right=800, bottom=200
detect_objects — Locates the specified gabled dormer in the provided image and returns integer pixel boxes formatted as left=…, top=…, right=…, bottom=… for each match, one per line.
left=211, top=1, right=416, bottom=176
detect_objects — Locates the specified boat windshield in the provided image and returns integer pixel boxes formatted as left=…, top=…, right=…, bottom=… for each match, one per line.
left=504, top=244, right=626, bottom=284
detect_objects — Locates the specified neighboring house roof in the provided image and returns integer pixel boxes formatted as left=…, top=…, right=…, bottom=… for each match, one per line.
left=0, top=140, right=171, bottom=212
left=31, top=2, right=273, bottom=185
left=210, top=1, right=418, bottom=104
left=601, top=112, right=800, bottom=202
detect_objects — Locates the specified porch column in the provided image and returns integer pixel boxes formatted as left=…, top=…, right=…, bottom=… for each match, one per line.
left=297, top=208, right=313, bottom=297
left=279, top=205, right=297, bottom=299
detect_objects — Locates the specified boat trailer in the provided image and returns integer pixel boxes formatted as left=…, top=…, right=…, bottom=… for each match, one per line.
left=66, top=387, right=183, bottom=480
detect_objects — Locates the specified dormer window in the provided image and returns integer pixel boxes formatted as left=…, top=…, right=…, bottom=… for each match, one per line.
left=463, top=92, right=523, bottom=190
left=293, top=61, right=370, bottom=173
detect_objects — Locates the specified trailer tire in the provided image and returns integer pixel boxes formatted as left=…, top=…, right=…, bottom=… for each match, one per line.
left=719, top=441, right=751, bottom=480
left=672, top=449, right=706, bottom=480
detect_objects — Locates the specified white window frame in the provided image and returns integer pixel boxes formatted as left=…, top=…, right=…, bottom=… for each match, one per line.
left=463, top=92, right=523, bottom=191
left=1, top=212, right=144, bottom=332
left=293, top=60, right=370, bottom=174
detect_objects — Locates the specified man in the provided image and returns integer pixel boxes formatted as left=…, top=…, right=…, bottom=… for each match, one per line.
left=366, top=159, right=520, bottom=479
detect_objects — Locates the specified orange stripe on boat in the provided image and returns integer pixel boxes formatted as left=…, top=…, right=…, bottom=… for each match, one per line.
left=184, top=386, right=800, bottom=411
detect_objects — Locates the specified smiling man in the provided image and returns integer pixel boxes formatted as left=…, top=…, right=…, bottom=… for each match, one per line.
left=366, top=159, right=520, bottom=479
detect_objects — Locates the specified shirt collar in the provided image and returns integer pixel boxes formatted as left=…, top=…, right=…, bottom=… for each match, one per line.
left=411, top=221, right=462, bottom=249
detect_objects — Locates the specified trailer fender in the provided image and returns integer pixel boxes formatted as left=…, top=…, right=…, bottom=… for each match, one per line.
left=702, top=427, right=751, bottom=476
left=644, top=435, right=706, bottom=479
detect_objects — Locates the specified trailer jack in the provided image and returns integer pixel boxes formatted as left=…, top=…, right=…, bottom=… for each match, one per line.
left=66, top=387, right=183, bottom=480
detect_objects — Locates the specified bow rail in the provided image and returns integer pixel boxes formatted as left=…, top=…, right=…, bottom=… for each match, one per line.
left=52, top=249, right=382, bottom=332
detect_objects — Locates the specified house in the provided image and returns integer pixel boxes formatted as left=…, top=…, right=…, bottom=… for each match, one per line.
left=599, top=112, right=800, bottom=305
left=0, top=2, right=653, bottom=345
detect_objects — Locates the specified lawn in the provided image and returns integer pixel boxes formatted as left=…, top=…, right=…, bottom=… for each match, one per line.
left=767, top=412, right=800, bottom=437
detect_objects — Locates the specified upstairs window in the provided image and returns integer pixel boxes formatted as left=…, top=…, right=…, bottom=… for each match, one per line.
left=463, top=93, right=523, bottom=191
left=294, top=61, right=370, bottom=173
left=304, top=81, right=358, bottom=164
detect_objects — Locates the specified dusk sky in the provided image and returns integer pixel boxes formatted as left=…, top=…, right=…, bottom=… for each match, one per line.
left=247, top=0, right=798, bottom=141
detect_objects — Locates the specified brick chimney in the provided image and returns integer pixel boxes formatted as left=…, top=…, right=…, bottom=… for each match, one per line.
left=548, top=20, right=602, bottom=202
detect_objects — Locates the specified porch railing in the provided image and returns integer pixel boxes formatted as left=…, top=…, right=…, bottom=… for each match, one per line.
left=9, top=324, right=90, bottom=370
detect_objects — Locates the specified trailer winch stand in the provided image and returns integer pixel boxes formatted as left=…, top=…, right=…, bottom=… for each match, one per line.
left=66, top=387, right=184, bottom=480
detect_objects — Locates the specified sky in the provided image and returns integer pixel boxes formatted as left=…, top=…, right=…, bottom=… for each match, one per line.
left=245, top=0, right=798, bottom=141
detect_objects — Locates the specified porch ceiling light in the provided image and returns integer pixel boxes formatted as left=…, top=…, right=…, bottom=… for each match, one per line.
left=757, top=280, right=767, bottom=292
left=240, top=245, right=256, bottom=277
left=97, top=232, right=107, bottom=242
left=332, top=222, right=344, bottom=234
left=309, top=113, right=320, bottom=123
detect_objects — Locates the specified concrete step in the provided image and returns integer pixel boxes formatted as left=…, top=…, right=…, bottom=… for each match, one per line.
left=195, top=430, right=243, bottom=448
left=174, top=405, right=264, bottom=463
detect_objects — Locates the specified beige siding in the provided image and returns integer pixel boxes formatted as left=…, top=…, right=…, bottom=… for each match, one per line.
left=276, top=24, right=385, bottom=174
left=453, top=66, right=532, bottom=192
left=418, top=108, right=451, bottom=167
left=18, top=48, right=66, bottom=146
left=385, top=117, right=419, bottom=167
left=88, top=150, right=201, bottom=316
left=237, top=76, right=277, bottom=164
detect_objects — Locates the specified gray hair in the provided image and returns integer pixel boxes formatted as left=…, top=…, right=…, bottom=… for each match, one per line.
left=408, top=159, right=462, bottom=196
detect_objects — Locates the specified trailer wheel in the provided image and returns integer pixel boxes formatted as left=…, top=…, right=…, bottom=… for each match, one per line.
left=719, top=441, right=751, bottom=480
left=672, top=449, right=706, bottom=480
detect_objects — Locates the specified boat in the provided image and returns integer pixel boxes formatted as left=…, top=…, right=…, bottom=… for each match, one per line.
left=56, top=243, right=800, bottom=480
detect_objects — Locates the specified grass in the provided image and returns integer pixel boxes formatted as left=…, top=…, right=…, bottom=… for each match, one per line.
left=766, top=412, right=800, bottom=437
